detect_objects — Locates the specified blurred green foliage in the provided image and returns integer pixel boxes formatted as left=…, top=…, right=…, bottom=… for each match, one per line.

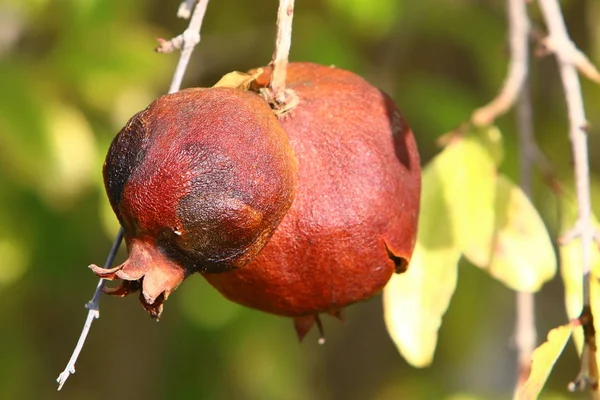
left=0, top=0, right=599, bottom=399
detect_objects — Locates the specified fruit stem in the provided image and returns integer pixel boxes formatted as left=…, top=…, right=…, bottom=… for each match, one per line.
left=269, top=0, right=295, bottom=106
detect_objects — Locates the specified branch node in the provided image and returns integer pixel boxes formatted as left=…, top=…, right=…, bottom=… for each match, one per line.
left=569, top=306, right=599, bottom=392
left=155, top=36, right=184, bottom=53
left=177, top=0, right=196, bottom=19
left=558, top=220, right=583, bottom=245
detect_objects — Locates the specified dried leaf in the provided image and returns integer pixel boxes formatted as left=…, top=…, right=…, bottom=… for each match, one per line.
left=517, top=323, right=574, bottom=400
left=484, top=175, right=556, bottom=292
left=212, top=69, right=264, bottom=91
left=383, top=158, right=461, bottom=367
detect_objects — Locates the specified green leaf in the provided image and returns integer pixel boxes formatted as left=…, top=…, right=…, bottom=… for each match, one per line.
left=435, top=137, right=497, bottom=266
left=517, top=323, right=574, bottom=400
left=383, top=157, right=461, bottom=367
left=482, top=175, right=557, bottom=292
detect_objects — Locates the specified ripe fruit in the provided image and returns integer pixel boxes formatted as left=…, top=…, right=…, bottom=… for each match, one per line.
left=93, top=62, right=421, bottom=339
left=202, top=63, right=421, bottom=340
left=91, top=87, right=297, bottom=317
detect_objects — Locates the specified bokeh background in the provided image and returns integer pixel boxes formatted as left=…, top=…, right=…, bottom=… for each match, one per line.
left=1, top=0, right=599, bottom=399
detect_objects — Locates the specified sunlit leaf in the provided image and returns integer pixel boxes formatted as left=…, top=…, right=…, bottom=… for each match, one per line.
left=384, top=244, right=460, bottom=367
left=476, top=125, right=504, bottom=166
left=383, top=159, right=461, bottom=367
left=558, top=195, right=600, bottom=354
left=436, top=137, right=496, bottom=266
left=517, top=323, right=574, bottom=400
left=483, top=175, right=556, bottom=292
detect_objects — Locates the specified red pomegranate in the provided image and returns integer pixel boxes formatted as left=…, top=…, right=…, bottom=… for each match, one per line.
left=202, top=63, right=421, bottom=340
left=93, top=62, right=421, bottom=339
left=91, top=87, right=297, bottom=317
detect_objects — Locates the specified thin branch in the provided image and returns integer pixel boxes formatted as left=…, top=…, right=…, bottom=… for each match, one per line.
left=471, top=0, right=530, bottom=127
left=56, top=228, right=123, bottom=390
left=514, top=52, right=537, bottom=400
left=537, top=0, right=597, bottom=391
left=268, top=0, right=296, bottom=108
left=56, top=0, right=210, bottom=390
left=177, top=0, right=197, bottom=19
left=501, top=0, right=537, bottom=397
left=167, top=0, right=210, bottom=94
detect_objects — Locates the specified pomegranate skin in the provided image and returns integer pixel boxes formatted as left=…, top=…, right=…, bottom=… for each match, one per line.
left=94, top=87, right=297, bottom=316
left=202, top=63, right=421, bottom=337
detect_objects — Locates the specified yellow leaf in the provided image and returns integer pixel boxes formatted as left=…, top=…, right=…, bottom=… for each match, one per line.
left=383, top=158, right=461, bottom=367
left=383, top=244, right=460, bottom=367
left=435, top=137, right=496, bottom=266
left=558, top=195, right=600, bottom=354
left=212, top=69, right=264, bottom=91
left=517, top=323, right=574, bottom=400
left=476, top=125, right=504, bottom=166
left=485, top=175, right=557, bottom=292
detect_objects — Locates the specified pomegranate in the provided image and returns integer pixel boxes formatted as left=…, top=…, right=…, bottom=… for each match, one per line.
left=94, top=63, right=421, bottom=340
left=91, top=87, right=297, bottom=317
left=202, top=63, right=421, bottom=340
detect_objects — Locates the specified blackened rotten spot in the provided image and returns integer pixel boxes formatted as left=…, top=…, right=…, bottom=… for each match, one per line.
left=104, top=109, right=151, bottom=218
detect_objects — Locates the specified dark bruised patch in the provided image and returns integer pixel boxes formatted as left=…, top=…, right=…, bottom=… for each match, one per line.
left=385, top=242, right=409, bottom=274
left=167, top=190, right=264, bottom=273
left=103, top=109, right=150, bottom=220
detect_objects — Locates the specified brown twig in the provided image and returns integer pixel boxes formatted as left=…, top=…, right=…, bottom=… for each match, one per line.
left=537, top=0, right=598, bottom=391
left=267, top=0, right=297, bottom=113
left=471, top=0, right=530, bottom=127
left=56, top=0, right=211, bottom=390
